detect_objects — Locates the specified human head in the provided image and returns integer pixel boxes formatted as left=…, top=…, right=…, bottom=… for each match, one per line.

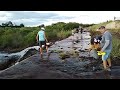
left=41, top=24, right=45, bottom=27
left=97, top=26, right=106, bottom=34
left=39, top=24, right=45, bottom=28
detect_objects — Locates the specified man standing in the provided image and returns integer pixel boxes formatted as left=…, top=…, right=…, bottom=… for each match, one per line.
left=97, top=26, right=112, bottom=71
left=36, top=25, right=48, bottom=58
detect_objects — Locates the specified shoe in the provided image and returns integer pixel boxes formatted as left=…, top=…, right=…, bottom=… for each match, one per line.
left=108, top=66, right=112, bottom=69
left=106, top=68, right=111, bottom=71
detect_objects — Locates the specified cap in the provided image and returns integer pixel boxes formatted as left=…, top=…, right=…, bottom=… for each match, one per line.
left=40, top=24, right=44, bottom=27
left=41, top=27, right=45, bottom=30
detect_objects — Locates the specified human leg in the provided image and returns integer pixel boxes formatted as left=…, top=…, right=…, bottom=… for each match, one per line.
left=40, top=47, right=43, bottom=58
left=102, top=50, right=111, bottom=70
left=39, top=41, right=43, bottom=58
left=107, top=58, right=111, bottom=68
left=103, top=60, right=107, bottom=70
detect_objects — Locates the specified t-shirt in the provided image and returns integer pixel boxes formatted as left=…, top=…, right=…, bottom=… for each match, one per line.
left=100, top=31, right=112, bottom=51
left=38, top=30, right=45, bottom=41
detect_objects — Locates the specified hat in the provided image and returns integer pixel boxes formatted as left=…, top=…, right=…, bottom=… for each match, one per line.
left=40, top=24, right=44, bottom=27
left=41, top=27, right=45, bottom=30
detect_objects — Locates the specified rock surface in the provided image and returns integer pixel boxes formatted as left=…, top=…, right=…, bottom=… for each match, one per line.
left=0, top=53, right=119, bottom=79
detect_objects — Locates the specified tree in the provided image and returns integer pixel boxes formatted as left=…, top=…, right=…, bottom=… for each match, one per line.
left=2, top=23, right=5, bottom=26
left=64, top=22, right=80, bottom=30
left=20, top=23, right=24, bottom=27
left=7, top=21, right=13, bottom=26
left=1, top=21, right=13, bottom=27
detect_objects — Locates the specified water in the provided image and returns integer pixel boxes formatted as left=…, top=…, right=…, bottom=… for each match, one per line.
left=0, top=46, right=40, bottom=62
left=49, top=31, right=91, bottom=54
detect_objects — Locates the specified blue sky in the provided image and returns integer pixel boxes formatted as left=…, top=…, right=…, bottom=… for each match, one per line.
left=0, top=11, right=120, bottom=27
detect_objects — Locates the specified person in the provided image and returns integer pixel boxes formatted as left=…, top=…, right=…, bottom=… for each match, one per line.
left=72, top=28, right=79, bottom=44
left=75, top=28, right=79, bottom=43
left=36, top=26, right=48, bottom=58
left=80, top=28, right=83, bottom=34
left=89, top=35, right=101, bottom=59
left=97, top=26, right=112, bottom=71
left=89, top=35, right=102, bottom=50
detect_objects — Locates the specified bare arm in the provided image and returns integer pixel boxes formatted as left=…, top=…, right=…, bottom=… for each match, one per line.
left=44, top=32, right=48, bottom=42
left=36, top=34, right=38, bottom=42
left=101, top=40, right=110, bottom=51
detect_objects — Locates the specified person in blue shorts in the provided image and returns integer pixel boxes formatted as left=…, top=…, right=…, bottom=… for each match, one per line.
left=97, top=26, right=112, bottom=71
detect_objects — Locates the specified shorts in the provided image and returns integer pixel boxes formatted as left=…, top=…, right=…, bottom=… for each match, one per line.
left=102, top=50, right=112, bottom=61
left=39, top=41, right=46, bottom=48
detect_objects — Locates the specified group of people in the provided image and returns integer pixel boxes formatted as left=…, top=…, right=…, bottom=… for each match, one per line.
left=36, top=25, right=112, bottom=71
left=72, top=28, right=83, bottom=43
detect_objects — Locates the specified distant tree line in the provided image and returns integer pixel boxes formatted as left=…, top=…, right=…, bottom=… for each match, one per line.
left=45, top=22, right=96, bottom=31
left=0, top=21, right=25, bottom=28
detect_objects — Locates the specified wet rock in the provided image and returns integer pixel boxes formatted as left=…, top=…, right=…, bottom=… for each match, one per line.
left=112, top=56, right=120, bottom=66
left=79, top=50, right=85, bottom=52
left=4, top=56, right=8, bottom=57
left=60, top=48, right=63, bottom=49
left=89, top=49, right=99, bottom=59
left=0, top=55, right=19, bottom=70
left=63, top=70, right=67, bottom=72
left=0, top=49, right=38, bottom=70
left=18, top=49, right=38, bottom=62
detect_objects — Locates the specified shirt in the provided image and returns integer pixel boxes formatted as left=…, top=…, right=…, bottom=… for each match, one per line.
left=38, top=30, right=45, bottom=41
left=100, top=31, right=112, bottom=51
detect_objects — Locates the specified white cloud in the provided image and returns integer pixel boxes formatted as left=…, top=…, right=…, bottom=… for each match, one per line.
left=0, top=11, right=13, bottom=21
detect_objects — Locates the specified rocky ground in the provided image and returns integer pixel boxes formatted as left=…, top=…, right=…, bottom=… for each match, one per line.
left=0, top=53, right=120, bottom=79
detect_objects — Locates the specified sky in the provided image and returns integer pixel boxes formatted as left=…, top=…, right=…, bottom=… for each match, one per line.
left=0, top=11, right=120, bottom=27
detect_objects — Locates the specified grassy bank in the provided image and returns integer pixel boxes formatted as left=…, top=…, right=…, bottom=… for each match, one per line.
left=0, top=22, right=79, bottom=52
left=109, top=29, right=120, bottom=58
left=0, top=28, right=71, bottom=52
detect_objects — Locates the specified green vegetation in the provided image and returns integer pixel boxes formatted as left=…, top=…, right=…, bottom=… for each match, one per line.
left=0, top=22, right=94, bottom=52
left=109, top=29, right=120, bottom=58
left=88, top=20, right=113, bottom=31
left=0, top=21, right=25, bottom=28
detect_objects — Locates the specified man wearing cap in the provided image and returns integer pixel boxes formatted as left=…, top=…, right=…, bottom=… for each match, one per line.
left=97, top=26, right=112, bottom=71
left=36, top=25, right=48, bottom=58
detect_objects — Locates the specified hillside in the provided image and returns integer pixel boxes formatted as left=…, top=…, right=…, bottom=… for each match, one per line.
left=89, top=20, right=120, bottom=31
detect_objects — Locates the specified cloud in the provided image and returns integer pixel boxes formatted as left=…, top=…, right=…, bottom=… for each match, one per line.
left=0, top=11, right=13, bottom=21
left=0, top=11, right=75, bottom=26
